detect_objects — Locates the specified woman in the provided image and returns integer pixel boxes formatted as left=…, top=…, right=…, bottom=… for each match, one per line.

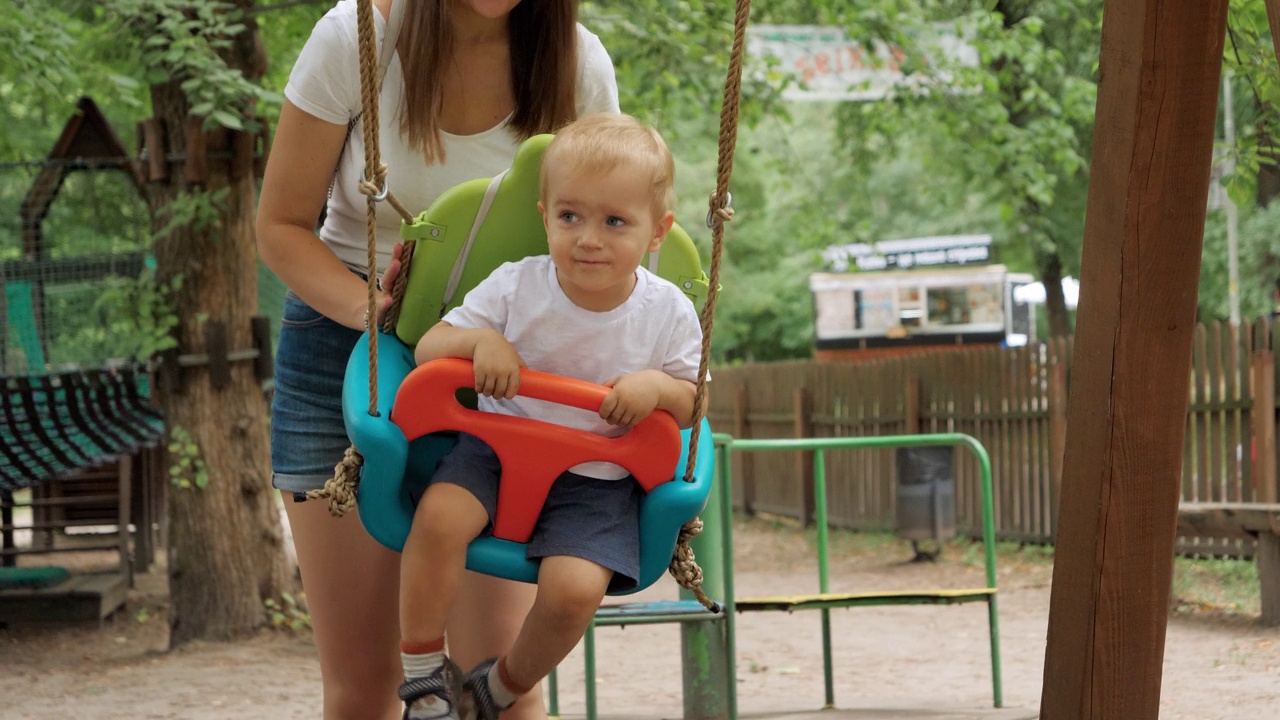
left=255, top=1, right=620, bottom=718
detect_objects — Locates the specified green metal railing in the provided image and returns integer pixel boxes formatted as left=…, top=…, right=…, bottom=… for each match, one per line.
left=547, top=431, right=1002, bottom=718
left=723, top=432, right=1002, bottom=709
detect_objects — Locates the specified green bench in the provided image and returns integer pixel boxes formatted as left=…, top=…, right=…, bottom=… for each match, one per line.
left=548, top=432, right=1003, bottom=719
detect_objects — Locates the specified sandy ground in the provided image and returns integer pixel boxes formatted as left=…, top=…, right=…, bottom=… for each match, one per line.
left=1, top=519, right=1278, bottom=720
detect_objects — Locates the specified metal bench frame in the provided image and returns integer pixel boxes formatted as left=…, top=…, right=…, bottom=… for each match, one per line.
left=548, top=432, right=1003, bottom=719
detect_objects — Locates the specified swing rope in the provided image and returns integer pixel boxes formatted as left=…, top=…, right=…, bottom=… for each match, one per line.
left=311, top=0, right=754, bottom=615
left=306, top=0, right=411, bottom=512
left=668, top=0, right=751, bottom=613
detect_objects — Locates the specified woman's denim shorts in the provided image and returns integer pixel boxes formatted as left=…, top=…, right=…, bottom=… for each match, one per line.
left=270, top=290, right=364, bottom=494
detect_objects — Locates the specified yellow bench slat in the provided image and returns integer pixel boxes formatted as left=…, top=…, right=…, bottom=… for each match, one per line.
left=735, top=587, right=996, bottom=612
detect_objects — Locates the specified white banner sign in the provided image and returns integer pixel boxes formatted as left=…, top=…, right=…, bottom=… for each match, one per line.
left=821, top=234, right=993, bottom=272
left=749, top=24, right=978, bottom=102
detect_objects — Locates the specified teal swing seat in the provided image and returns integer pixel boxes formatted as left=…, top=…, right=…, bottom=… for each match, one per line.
left=342, top=134, right=717, bottom=594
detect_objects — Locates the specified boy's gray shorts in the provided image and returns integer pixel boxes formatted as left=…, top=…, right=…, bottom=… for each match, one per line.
left=428, top=433, right=643, bottom=592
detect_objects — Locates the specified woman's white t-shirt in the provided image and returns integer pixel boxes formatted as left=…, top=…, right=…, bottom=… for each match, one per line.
left=285, top=0, right=621, bottom=274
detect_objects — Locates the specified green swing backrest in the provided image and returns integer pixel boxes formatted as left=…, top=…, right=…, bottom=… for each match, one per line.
left=393, top=134, right=710, bottom=348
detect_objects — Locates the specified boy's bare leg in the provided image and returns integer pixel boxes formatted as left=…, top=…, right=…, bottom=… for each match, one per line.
left=502, top=556, right=613, bottom=690
left=399, top=483, right=490, bottom=717
left=448, top=572, right=543, bottom=719
left=400, top=483, right=490, bottom=642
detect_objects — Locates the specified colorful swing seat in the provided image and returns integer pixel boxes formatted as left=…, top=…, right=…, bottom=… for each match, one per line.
left=342, top=134, right=716, bottom=594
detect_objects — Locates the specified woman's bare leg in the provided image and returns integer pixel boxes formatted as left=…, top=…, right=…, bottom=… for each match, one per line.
left=284, top=492, right=402, bottom=720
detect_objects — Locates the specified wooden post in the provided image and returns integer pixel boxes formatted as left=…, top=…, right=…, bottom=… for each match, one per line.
left=151, top=444, right=169, bottom=551
left=251, top=315, right=274, bottom=383
left=1, top=489, right=13, bottom=568
left=1259, top=532, right=1280, bottom=627
left=733, top=382, right=753, bottom=514
left=183, top=116, right=208, bottom=185
left=230, top=129, right=255, bottom=181
left=140, top=118, right=167, bottom=182
left=1040, top=2, right=1229, bottom=719
left=132, top=449, right=155, bottom=572
left=117, top=454, right=133, bottom=587
left=204, top=321, right=231, bottom=391
left=795, top=386, right=814, bottom=525
left=1252, top=350, right=1278, bottom=503
left=904, top=374, right=920, bottom=434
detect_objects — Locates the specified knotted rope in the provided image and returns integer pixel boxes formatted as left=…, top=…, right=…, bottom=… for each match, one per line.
left=307, top=0, right=410, bottom=511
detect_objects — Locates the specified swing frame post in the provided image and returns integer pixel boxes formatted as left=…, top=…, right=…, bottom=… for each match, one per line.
left=679, top=434, right=736, bottom=719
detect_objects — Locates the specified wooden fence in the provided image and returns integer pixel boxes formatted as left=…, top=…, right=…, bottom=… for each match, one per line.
left=707, top=318, right=1280, bottom=554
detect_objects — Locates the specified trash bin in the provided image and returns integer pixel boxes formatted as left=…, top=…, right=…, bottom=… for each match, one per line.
left=895, top=445, right=956, bottom=549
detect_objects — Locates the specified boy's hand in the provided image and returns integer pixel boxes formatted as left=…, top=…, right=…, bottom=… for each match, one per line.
left=600, top=372, right=663, bottom=428
left=472, top=331, right=525, bottom=399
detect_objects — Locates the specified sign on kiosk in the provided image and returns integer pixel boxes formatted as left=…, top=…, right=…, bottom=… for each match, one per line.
left=748, top=24, right=979, bottom=102
left=822, top=235, right=993, bottom=272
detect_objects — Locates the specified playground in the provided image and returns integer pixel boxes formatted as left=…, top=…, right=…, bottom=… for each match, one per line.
left=7, top=1, right=1280, bottom=719
left=1, top=516, right=1277, bottom=719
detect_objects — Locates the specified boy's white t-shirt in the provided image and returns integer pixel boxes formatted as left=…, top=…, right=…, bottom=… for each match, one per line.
left=442, top=256, right=703, bottom=480
left=284, top=0, right=621, bottom=274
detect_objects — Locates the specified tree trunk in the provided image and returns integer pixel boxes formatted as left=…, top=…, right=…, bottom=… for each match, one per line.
left=143, top=3, right=290, bottom=646
left=994, top=0, right=1073, bottom=339
left=1037, top=247, right=1072, bottom=338
left=1257, top=122, right=1280, bottom=208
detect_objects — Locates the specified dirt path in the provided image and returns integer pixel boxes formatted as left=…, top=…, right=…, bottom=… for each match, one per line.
left=2, top=520, right=1277, bottom=719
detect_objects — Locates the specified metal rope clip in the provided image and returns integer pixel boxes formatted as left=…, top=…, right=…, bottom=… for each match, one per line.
left=359, top=169, right=390, bottom=203
left=706, top=191, right=733, bottom=229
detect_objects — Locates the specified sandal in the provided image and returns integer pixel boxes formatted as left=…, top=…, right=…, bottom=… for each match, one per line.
left=462, top=657, right=513, bottom=720
left=399, top=662, right=462, bottom=720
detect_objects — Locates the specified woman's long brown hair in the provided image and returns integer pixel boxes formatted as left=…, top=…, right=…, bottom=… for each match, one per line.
left=397, top=0, right=579, bottom=164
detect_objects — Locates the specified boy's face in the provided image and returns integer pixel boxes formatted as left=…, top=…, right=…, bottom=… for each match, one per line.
left=539, top=163, right=674, bottom=312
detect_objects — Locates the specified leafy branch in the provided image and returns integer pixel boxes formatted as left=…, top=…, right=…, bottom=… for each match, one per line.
left=111, top=0, right=271, bottom=132
left=157, top=188, right=228, bottom=240
left=167, top=424, right=209, bottom=490
left=92, top=268, right=184, bottom=363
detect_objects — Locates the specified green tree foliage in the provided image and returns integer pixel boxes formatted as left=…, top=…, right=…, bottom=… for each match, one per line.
left=585, top=0, right=783, bottom=134
left=109, top=0, right=278, bottom=130
left=1220, top=0, right=1280, bottom=208
left=1201, top=202, right=1280, bottom=322
left=0, top=2, right=150, bottom=158
left=824, top=0, right=1098, bottom=337
left=1175, top=0, right=1280, bottom=323
left=0, top=1, right=88, bottom=157
left=590, top=0, right=1097, bottom=358
left=12, top=0, right=1280, bottom=361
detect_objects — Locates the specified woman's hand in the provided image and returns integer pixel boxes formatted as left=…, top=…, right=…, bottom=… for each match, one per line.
left=374, top=242, right=405, bottom=328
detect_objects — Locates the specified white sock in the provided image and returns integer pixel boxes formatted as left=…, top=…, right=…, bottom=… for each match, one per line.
left=402, top=650, right=445, bottom=679
left=402, top=651, right=452, bottom=719
left=487, top=659, right=521, bottom=709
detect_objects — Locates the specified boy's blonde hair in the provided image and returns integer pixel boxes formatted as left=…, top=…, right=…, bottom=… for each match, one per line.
left=540, top=113, right=676, bottom=217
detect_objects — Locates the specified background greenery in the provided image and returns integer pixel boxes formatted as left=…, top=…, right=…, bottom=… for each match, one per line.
left=4, top=0, right=1280, bottom=367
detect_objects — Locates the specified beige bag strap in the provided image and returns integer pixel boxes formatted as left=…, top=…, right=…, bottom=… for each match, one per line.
left=327, top=1, right=412, bottom=206
left=378, top=0, right=404, bottom=85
